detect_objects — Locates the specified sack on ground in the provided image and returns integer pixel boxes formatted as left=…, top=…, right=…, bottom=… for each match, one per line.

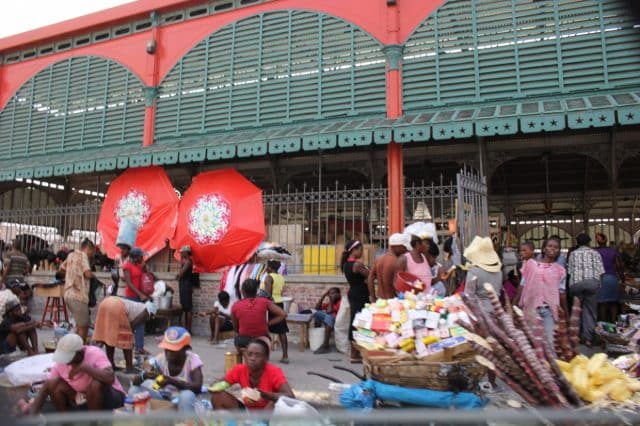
left=334, top=296, right=351, bottom=354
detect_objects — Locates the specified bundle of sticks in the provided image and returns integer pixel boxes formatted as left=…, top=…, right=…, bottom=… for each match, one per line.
left=460, top=282, right=583, bottom=408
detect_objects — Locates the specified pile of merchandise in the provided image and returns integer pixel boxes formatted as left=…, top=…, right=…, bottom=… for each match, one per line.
left=352, top=293, right=471, bottom=357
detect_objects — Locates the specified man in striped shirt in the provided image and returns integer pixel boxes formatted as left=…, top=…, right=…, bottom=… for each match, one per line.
left=567, top=233, right=604, bottom=347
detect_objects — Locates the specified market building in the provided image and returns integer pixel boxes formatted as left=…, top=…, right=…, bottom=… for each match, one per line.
left=0, top=0, right=639, bottom=275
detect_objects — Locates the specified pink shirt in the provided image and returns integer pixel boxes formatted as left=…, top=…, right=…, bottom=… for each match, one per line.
left=49, top=345, right=125, bottom=395
left=520, top=260, right=566, bottom=321
left=404, top=252, right=432, bottom=293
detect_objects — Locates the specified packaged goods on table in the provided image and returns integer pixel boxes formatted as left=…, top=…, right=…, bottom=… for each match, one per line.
left=351, top=293, right=472, bottom=357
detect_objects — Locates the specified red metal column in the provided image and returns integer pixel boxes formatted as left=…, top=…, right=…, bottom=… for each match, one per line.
left=143, top=12, right=160, bottom=147
left=384, top=4, right=405, bottom=234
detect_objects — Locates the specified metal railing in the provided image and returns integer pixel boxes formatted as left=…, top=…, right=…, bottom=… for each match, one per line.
left=13, top=407, right=640, bottom=425
left=0, top=179, right=461, bottom=274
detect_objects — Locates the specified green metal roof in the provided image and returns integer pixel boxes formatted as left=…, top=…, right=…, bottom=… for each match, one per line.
left=154, top=10, right=387, bottom=139
left=1, top=88, right=638, bottom=182
left=403, top=0, right=640, bottom=111
left=0, top=56, right=145, bottom=161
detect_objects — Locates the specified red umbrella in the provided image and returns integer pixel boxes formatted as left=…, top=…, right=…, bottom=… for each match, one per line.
left=171, top=169, right=265, bottom=272
left=98, top=166, right=179, bottom=259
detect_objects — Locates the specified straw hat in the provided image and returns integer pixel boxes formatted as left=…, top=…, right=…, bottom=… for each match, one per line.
left=463, top=236, right=502, bottom=273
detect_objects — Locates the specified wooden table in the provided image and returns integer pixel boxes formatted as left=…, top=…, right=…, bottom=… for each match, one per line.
left=33, top=283, right=68, bottom=328
left=154, top=305, right=183, bottom=330
left=287, top=313, right=313, bottom=352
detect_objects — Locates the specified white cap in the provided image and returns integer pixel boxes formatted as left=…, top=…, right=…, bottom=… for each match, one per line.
left=53, top=333, right=84, bottom=364
left=389, top=233, right=411, bottom=250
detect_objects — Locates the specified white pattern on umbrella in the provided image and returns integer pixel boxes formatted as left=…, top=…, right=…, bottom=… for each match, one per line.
left=188, top=194, right=230, bottom=245
left=114, top=190, right=150, bottom=226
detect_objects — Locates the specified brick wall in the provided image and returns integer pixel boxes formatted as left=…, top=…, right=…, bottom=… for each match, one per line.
left=27, top=271, right=348, bottom=337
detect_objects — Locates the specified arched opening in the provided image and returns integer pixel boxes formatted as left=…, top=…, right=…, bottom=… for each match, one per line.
left=491, top=153, right=609, bottom=198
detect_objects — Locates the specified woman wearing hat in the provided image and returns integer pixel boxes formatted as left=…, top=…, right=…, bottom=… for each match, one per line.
left=130, top=326, right=204, bottom=413
left=397, top=234, right=433, bottom=293
left=341, top=240, right=369, bottom=363
left=177, top=245, right=199, bottom=333
left=463, top=236, right=503, bottom=312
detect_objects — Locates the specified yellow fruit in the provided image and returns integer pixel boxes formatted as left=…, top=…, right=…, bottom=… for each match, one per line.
left=610, top=386, right=632, bottom=402
left=571, top=355, right=589, bottom=367
left=589, top=370, right=606, bottom=387
left=556, top=360, right=571, bottom=372
left=582, top=389, right=606, bottom=403
left=587, top=353, right=608, bottom=375
left=598, top=379, right=626, bottom=397
left=573, top=368, right=589, bottom=395
left=600, top=364, right=625, bottom=382
left=625, top=378, right=640, bottom=392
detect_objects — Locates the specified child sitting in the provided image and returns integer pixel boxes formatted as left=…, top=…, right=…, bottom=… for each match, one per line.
left=209, top=291, right=233, bottom=344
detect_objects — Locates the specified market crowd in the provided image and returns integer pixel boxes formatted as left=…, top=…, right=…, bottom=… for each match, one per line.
left=1, top=226, right=638, bottom=415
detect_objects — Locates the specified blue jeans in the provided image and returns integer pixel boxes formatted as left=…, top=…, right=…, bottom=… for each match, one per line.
left=537, top=305, right=556, bottom=350
left=129, top=380, right=197, bottom=413
left=125, top=296, right=145, bottom=351
left=313, top=311, right=335, bottom=327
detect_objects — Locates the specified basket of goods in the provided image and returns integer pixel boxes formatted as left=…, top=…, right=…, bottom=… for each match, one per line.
left=352, top=293, right=485, bottom=391
left=595, top=322, right=636, bottom=347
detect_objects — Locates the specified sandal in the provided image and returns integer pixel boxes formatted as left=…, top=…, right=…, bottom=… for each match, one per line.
left=279, top=358, right=290, bottom=364
left=135, top=348, right=150, bottom=356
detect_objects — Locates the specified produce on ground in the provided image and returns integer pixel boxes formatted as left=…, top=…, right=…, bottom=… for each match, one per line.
left=557, top=353, right=640, bottom=403
left=461, top=283, right=640, bottom=407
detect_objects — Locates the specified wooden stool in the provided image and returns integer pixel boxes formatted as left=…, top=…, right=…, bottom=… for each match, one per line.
left=34, top=284, right=68, bottom=328
left=154, top=305, right=183, bottom=330
left=286, top=313, right=313, bottom=352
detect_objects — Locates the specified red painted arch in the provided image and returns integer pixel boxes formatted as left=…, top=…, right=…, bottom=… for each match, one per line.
left=0, top=0, right=445, bottom=111
left=0, top=33, right=149, bottom=110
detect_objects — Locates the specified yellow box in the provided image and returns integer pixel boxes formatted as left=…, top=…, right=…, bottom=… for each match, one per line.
left=303, top=245, right=336, bottom=275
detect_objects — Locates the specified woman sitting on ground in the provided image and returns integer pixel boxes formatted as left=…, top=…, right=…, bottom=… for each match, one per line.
left=129, top=326, right=203, bottom=413
left=231, top=279, right=286, bottom=353
left=210, top=338, right=294, bottom=410
left=92, top=296, right=155, bottom=372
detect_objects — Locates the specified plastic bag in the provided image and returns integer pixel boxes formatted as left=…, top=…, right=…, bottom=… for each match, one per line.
left=272, top=396, right=325, bottom=426
left=5, top=353, right=55, bottom=385
left=334, top=296, right=350, bottom=354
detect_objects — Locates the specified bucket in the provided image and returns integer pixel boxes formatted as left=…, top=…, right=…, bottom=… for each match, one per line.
left=281, top=296, right=293, bottom=313
left=309, top=326, right=325, bottom=351
left=394, top=272, right=422, bottom=293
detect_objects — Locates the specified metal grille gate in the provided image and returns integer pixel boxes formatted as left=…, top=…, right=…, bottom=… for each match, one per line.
left=456, top=167, right=489, bottom=249
left=0, top=169, right=488, bottom=274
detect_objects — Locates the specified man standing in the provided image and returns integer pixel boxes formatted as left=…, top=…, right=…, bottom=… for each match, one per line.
left=27, top=333, right=125, bottom=414
left=177, top=246, right=198, bottom=332
left=568, top=233, right=605, bottom=347
left=368, top=233, right=411, bottom=301
left=59, top=239, right=96, bottom=342
left=2, top=243, right=30, bottom=286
